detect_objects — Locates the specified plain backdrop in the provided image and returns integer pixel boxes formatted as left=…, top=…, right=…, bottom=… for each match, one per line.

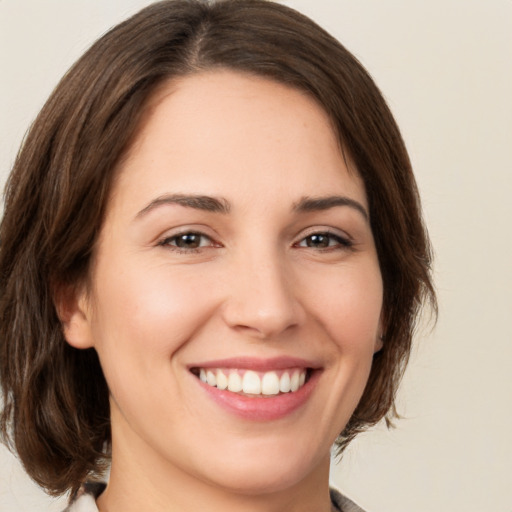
left=1, top=1, right=511, bottom=511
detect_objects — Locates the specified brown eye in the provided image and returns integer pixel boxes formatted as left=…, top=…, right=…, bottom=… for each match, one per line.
left=305, top=234, right=330, bottom=248
left=298, top=232, right=352, bottom=249
left=161, top=232, right=212, bottom=250
left=175, top=233, right=203, bottom=248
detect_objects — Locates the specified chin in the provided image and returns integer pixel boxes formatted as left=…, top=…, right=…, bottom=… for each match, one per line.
left=194, top=436, right=329, bottom=496
left=207, top=463, right=313, bottom=496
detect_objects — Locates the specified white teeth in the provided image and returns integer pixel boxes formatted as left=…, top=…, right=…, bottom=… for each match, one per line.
left=242, top=370, right=261, bottom=394
left=198, top=368, right=308, bottom=395
left=261, top=372, right=280, bottom=395
left=216, top=370, right=228, bottom=390
left=206, top=370, right=217, bottom=387
left=227, top=372, right=243, bottom=392
left=279, top=372, right=291, bottom=393
left=290, top=371, right=300, bottom=392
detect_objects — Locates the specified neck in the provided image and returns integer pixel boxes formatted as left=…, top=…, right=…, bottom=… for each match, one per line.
left=97, top=419, right=333, bottom=512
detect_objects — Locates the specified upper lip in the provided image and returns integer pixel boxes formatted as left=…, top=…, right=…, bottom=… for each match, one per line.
left=188, top=356, right=321, bottom=372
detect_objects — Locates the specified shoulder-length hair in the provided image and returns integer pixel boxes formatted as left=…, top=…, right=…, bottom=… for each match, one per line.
left=0, top=0, right=435, bottom=497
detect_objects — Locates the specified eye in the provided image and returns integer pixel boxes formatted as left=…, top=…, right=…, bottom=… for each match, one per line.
left=159, top=231, right=215, bottom=250
left=296, top=232, right=352, bottom=250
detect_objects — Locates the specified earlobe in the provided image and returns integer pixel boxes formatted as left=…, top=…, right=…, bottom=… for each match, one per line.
left=53, top=282, right=95, bottom=349
left=374, top=316, right=385, bottom=353
left=374, top=332, right=384, bottom=353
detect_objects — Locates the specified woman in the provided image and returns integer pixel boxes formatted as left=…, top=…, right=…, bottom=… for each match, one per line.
left=0, top=1, right=435, bottom=511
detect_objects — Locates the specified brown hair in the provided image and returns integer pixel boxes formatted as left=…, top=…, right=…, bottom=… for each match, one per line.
left=0, top=0, right=435, bottom=497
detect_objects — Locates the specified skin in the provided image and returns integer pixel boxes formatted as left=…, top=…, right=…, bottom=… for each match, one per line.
left=61, top=70, right=383, bottom=512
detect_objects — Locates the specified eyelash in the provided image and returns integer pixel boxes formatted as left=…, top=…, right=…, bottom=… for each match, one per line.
left=294, top=231, right=353, bottom=251
left=158, top=230, right=353, bottom=253
left=158, top=231, right=216, bottom=253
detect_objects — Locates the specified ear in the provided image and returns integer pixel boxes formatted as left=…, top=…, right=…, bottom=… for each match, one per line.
left=374, top=317, right=385, bottom=353
left=53, top=281, right=95, bottom=349
left=374, top=333, right=384, bottom=353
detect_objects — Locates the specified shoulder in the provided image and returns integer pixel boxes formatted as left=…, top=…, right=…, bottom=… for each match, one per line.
left=330, top=487, right=368, bottom=512
left=62, top=482, right=106, bottom=512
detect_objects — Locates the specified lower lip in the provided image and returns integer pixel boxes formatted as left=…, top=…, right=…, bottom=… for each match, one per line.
left=197, top=370, right=320, bottom=421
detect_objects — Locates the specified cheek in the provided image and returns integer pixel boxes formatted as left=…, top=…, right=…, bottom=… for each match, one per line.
left=89, top=258, right=219, bottom=371
left=300, top=261, right=383, bottom=351
left=88, top=261, right=222, bottom=422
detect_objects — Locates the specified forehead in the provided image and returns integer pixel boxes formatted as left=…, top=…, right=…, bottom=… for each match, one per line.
left=112, top=69, right=367, bottom=214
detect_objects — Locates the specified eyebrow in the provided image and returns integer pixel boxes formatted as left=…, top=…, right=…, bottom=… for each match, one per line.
left=135, top=194, right=231, bottom=219
left=135, top=193, right=368, bottom=221
left=293, top=195, right=369, bottom=221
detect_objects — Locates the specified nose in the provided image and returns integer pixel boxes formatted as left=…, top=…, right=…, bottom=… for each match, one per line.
left=220, top=250, right=304, bottom=339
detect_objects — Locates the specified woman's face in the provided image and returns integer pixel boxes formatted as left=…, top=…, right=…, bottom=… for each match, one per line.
left=67, top=70, right=383, bottom=495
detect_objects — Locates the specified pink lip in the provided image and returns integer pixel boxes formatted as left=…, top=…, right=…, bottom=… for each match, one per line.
left=189, top=357, right=322, bottom=421
left=188, top=356, right=321, bottom=372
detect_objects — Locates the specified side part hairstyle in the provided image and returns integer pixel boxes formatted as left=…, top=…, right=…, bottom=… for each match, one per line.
left=0, top=0, right=436, bottom=497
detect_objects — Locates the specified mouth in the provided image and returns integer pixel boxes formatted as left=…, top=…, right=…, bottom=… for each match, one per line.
left=188, top=357, right=320, bottom=421
left=190, top=367, right=312, bottom=397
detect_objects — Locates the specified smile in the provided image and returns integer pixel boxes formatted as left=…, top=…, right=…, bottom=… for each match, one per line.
left=194, top=368, right=309, bottom=396
left=189, top=357, right=320, bottom=420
